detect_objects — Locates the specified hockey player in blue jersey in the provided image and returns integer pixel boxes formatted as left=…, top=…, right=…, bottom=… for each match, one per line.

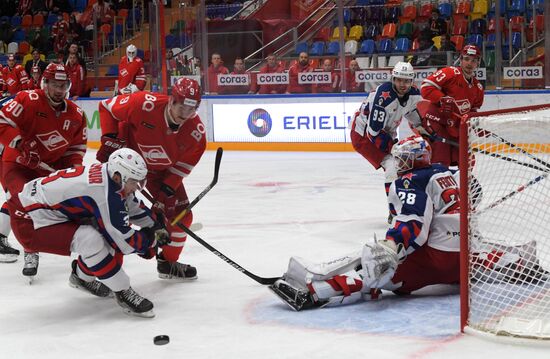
left=9, top=148, right=169, bottom=318
left=350, top=62, right=422, bottom=200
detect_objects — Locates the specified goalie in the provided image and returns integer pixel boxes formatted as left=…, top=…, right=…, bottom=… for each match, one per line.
left=270, top=136, right=548, bottom=311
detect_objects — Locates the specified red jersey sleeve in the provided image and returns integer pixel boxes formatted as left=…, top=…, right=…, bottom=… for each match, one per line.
left=472, top=81, right=484, bottom=111
left=163, top=116, right=207, bottom=191
left=0, top=93, right=27, bottom=148
left=135, top=59, right=146, bottom=90
left=99, top=94, right=134, bottom=135
left=421, top=67, right=457, bottom=103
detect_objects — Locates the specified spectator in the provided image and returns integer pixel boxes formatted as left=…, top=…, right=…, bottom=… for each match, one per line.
left=93, top=0, right=113, bottom=25
left=64, top=43, right=87, bottom=73
left=315, top=59, right=340, bottom=93
left=412, top=31, right=436, bottom=67
left=117, top=44, right=146, bottom=94
left=343, top=59, right=363, bottom=93
left=2, top=54, right=30, bottom=95
left=207, top=52, right=229, bottom=95
left=430, top=33, right=458, bottom=66
left=67, top=53, right=86, bottom=99
left=167, top=49, right=178, bottom=75
left=17, top=0, right=32, bottom=16
left=286, top=52, right=316, bottom=94
left=68, top=14, right=85, bottom=44
left=46, top=0, right=73, bottom=13
left=28, top=65, right=42, bottom=90
left=224, top=57, right=250, bottom=94
left=429, top=9, right=447, bottom=37
left=25, top=49, right=48, bottom=76
left=0, top=18, right=14, bottom=45
left=252, top=53, right=286, bottom=94
left=30, top=27, right=50, bottom=53
left=439, top=33, right=456, bottom=52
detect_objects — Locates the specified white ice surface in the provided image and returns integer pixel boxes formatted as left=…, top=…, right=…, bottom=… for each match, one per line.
left=1, top=150, right=549, bottom=358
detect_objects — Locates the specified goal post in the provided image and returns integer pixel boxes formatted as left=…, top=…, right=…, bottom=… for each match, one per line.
left=459, top=104, right=550, bottom=340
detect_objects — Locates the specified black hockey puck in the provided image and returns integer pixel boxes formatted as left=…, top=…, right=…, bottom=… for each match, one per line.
left=153, top=335, right=170, bottom=345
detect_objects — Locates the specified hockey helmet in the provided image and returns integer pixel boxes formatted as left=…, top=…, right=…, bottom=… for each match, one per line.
left=41, top=63, right=71, bottom=105
left=391, top=135, right=432, bottom=174
left=126, top=44, right=137, bottom=60
left=461, top=45, right=481, bottom=59
left=391, top=61, right=415, bottom=80
left=171, top=77, right=201, bottom=108
left=107, top=148, right=148, bottom=190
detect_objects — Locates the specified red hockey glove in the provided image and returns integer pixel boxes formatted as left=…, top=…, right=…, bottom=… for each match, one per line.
left=96, top=134, right=125, bottom=163
left=155, top=183, right=178, bottom=219
left=439, top=96, right=460, bottom=116
left=16, top=140, right=41, bottom=169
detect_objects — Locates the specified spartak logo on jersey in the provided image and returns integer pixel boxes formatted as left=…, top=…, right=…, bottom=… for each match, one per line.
left=36, top=131, right=69, bottom=151
left=137, top=144, right=172, bottom=165
left=455, top=99, right=471, bottom=114
left=120, top=68, right=128, bottom=77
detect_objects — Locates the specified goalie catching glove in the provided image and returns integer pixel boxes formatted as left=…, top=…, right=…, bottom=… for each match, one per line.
left=361, top=238, right=405, bottom=289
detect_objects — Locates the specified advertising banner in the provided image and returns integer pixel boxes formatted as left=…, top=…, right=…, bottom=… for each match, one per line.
left=503, top=66, right=543, bottom=79
left=217, top=74, right=250, bottom=86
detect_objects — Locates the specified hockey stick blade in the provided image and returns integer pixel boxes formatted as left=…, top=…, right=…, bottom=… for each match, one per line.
left=171, top=147, right=223, bottom=226
left=177, top=223, right=280, bottom=285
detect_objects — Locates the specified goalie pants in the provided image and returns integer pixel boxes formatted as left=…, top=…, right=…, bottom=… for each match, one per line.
left=9, top=196, right=130, bottom=291
left=390, top=245, right=460, bottom=295
left=146, top=173, right=193, bottom=263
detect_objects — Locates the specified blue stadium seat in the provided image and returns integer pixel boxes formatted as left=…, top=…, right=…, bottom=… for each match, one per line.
left=10, top=16, right=21, bottom=27
left=386, top=6, right=400, bottom=23
left=106, top=65, right=119, bottom=76
left=394, top=38, right=410, bottom=52
left=0, top=16, right=10, bottom=24
left=438, top=3, right=452, bottom=19
left=379, top=38, right=393, bottom=53
left=359, top=39, right=375, bottom=54
left=489, top=0, right=507, bottom=16
left=363, top=24, right=379, bottom=40
left=326, top=41, right=340, bottom=55
left=295, top=41, right=308, bottom=55
left=470, top=19, right=486, bottom=34
left=508, top=0, right=526, bottom=17
left=466, top=34, right=483, bottom=49
left=12, top=30, right=25, bottom=42
left=75, top=0, right=87, bottom=12
left=485, top=33, right=496, bottom=49
left=46, top=14, right=57, bottom=26
left=343, top=8, right=351, bottom=23
left=309, top=41, right=325, bottom=56
left=511, top=32, right=522, bottom=49
left=165, top=34, right=177, bottom=48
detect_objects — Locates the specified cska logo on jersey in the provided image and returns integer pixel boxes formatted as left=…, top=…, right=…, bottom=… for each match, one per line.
left=137, top=144, right=172, bottom=165
left=36, top=131, right=69, bottom=151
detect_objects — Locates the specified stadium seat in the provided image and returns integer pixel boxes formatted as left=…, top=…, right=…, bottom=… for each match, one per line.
left=488, top=17, right=506, bottom=33
left=379, top=38, right=393, bottom=53
left=326, top=41, right=340, bottom=55
left=509, top=16, right=524, bottom=32
left=10, top=16, right=22, bottom=27
left=472, top=0, right=488, bottom=16
left=508, top=0, right=526, bottom=17
left=18, top=41, right=30, bottom=55
left=21, top=14, right=32, bottom=29
left=7, top=42, right=18, bottom=54
left=381, top=23, right=397, bottom=39
left=397, top=22, right=413, bottom=39
left=394, top=38, right=410, bottom=52
left=438, top=3, right=452, bottom=19
left=450, top=35, right=464, bottom=51
left=452, top=19, right=468, bottom=35
left=106, top=65, right=119, bottom=76
left=32, top=14, right=44, bottom=27
left=386, top=6, right=400, bottom=23
left=314, top=27, right=331, bottom=42
left=363, top=24, right=379, bottom=40
left=485, top=33, right=496, bottom=49
left=12, top=30, right=26, bottom=43
left=466, top=34, right=483, bottom=49
left=46, top=14, right=57, bottom=26
left=309, top=41, right=325, bottom=56
left=470, top=19, right=486, bottom=34
left=344, top=40, right=358, bottom=55
left=489, top=0, right=507, bottom=16
left=348, top=25, right=363, bottom=41
left=511, top=32, right=522, bottom=49
left=165, top=34, right=177, bottom=49
left=455, top=1, right=471, bottom=16
left=401, top=3, right=417, bottom=21
left=411, top=38, right=419, bottom=51
left=358, top=39, right=375, bottom=55
left=330, top=26, right=347, bottom=41
left=419, top=2, right=433, bottom=19
left=343, top=8, right=351, bottom=23
left=294, top=41, right=308, bottom=55
left=75, top=0, right=87, bottom=12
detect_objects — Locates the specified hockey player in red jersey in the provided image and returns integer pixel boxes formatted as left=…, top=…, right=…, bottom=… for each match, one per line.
left=13, top=148, right=167, bottom=317
left=117, top=44, right=146, bottom=95
left=418, top=45, right=484, bottom=166
left=0, top=63, right=88, bottom=280
left=2, top=54, right=30, bottom=96
left=98, top=77, right=207, bottom=281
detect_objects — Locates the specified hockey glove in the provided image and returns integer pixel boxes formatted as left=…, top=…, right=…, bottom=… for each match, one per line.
left=16, top=140, right=41, bottom=170
left=96, top=134, right=125, bottom=163
left=439, top=96, right=460, bottom=116
left=155, top=183, right=178, bottom=218
left=136, top=226, right=169, bottom=259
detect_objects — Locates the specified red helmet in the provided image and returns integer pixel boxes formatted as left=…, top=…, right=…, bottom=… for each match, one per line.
left=172, top=77, right=201, bottom=108
left=461, top=45, right=481, bottom=59
left=42, top=63, right=70, bottom=82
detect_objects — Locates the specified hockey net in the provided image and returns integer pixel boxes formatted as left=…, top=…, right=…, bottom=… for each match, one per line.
left=459, top=104, right=550, bottom=340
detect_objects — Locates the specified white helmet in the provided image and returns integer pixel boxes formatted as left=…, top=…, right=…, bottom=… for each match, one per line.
left=126, top=44, right=137, bottom=61
left=107, top=148, right=147, bottom=188
left=391, top=135, right=432, bottom=174
left=391, top=61, right=415, bottom=80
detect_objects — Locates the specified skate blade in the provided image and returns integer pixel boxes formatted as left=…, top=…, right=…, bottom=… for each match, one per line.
left=158, top=273, right=198, bottom=282
left=121, top=307, right=155, bottom=318
left=68, top=282, right=114, bottom=298
left=268, top=285, right=302, bottom=312
left=0, top=254, right=18, bottom=263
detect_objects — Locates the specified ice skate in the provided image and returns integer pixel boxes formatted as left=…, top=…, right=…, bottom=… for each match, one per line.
left=115, top=287, right=155, bottom=318
left=69, top=260, right=113, bottom=298
left=157, top=253, right=197, bottom=281
left=22, top=252, right=39, bottom=284
left=0, top=235, right=20, bottom=263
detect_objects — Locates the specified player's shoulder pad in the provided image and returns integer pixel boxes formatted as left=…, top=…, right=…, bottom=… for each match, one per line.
left=372, top=82, right=395, bottom=105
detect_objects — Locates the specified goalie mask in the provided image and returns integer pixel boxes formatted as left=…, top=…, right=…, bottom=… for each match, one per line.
left=126, top=44, right=137, bottom=61
left=41, top=63, right=71, bottom=107
left=391, top=135, right=432, bottom=174
left=107, top=148, right=148, bottom=191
